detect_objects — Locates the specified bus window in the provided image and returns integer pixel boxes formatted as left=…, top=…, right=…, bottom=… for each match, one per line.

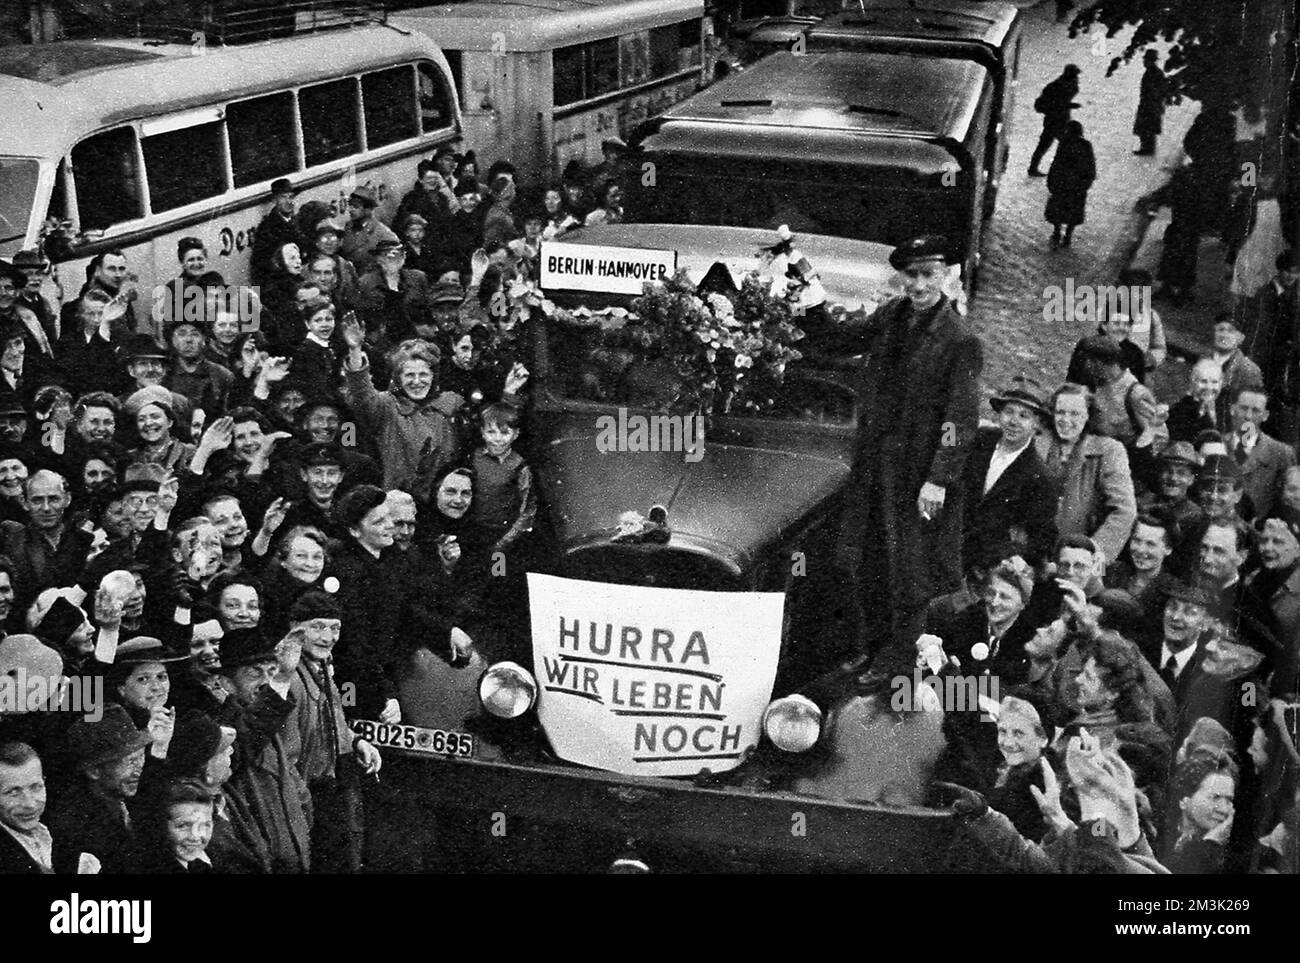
left=439, top=51, right=464, bottom=111
left=416, top=62, right=455, bottom=133
left=0, top=158, right=39, bottom=245
left=649, top=20, right=701, bottom=77
left=300, top=77, right=361, bottom=166
left=589, top=38, right=619, bottom=98
left=554, top=44, right=585, bottom=107
left=228, top=92, right=298, bottom=188
left=363, top=65, right=420, bottom=148
left=142, top=120, right=227, bottom=214
left=70, top=127, right=144, bottom=232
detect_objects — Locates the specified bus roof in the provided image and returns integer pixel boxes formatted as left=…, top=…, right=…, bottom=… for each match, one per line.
left=393, top=0, right=703, bottom=52
left=0, top=24, right=452, bottom=159
left=811, top=0, right=1019, bottom=46
left=655, top=50, right=988, bottom=141
left=806, top=1, right=1019, bottom=57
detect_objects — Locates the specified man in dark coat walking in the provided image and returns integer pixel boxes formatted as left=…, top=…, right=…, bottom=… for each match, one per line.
left=1133, top=50, right=1166, bottom=155
left=1045, top=121, right=1097, bottom=248
left=1028, top=64, right=1081, bottom=176
left=805, top=235, right=983, bottom=673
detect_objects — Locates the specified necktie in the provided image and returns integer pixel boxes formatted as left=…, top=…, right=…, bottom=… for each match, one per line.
left=1160, top=654, right=1179, bottom=692
left=186, top=859, right=212, bottom=874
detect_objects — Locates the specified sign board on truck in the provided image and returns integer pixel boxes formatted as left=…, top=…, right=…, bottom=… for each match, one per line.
left=527, top=573, right=784, bottom=777
left=540, top=240, right=678, bottom=296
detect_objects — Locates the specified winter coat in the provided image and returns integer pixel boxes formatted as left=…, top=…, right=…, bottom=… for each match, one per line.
left=808, top=294, right=983, bottom=610
left=343, top=358, right=462, bottom=490
left=1038, top=433, right=1137, bottom=564
left=1133, top=65, right=1166, bottom=137
left=958, top=427, right=1060, bottom=572
left=1045, top=136, right=1096, bottom=226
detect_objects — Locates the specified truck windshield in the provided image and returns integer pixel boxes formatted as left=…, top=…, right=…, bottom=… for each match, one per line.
left=628, top=153, right=964, bottom=247
left=0, top=158, right=38, bottom=245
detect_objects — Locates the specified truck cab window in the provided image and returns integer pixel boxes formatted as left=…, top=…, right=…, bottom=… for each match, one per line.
left=364, top=65, right=421, bottom=148
left=300, top=77, right=361, bottom=166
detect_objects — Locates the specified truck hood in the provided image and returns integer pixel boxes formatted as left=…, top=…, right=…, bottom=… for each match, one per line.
left=540, top=432, right=850, bottom=574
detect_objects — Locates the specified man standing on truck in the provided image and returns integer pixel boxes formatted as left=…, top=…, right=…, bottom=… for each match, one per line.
left=806, top=235, right=983, bottom=674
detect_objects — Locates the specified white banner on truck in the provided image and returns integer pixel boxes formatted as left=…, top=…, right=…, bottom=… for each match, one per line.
left=527, top=573, right=784, bottom=777
left=540, top=240, right=677, bottom=295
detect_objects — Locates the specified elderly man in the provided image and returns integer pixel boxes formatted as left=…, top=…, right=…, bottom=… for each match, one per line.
left=164, top=315, right=233, bottom=422
left=806, top=234, right=982, bottom=671
left=0, top=470, right=93, bottom=606
left=959, top=375, right=1059, bottom=571
left=1136, top=578, right=1213, bottom=706
left=1195, top=516, right=1251, bottom=622
left=48, top=705, right=154, bottom=874
left=281, top=591, right=380, bottom=874
left=340, top=186, right=398, bottom=276
left=1138, top=441, right=1204, bottom=533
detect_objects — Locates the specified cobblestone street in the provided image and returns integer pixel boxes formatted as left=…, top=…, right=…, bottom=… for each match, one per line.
left=971, top=1, right=1199, bottom=400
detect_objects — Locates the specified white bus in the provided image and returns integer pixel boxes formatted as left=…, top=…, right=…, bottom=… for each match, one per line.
left=0, top=6, right=462, bottom=316
left=393, top=0, right=709, bottom=178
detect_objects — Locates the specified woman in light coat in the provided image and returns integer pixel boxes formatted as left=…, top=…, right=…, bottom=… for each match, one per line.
left=1038, top=383, right=1136, bottom=565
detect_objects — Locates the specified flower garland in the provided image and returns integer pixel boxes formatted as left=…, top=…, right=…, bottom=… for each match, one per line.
left=505, top=270, right=805, bottom=420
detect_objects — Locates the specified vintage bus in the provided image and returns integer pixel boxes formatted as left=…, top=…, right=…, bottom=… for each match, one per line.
left=803, top=1, right=1023, bottom=219
left=626, top=49, right=997, bottom=288
left=0, top=3, right=461, bottom=318
left=393, top=0, right=710, bottom=179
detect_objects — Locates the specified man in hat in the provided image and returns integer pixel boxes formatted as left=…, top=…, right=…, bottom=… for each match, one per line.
left=357, top=238, right=434, bottom=344
left=1133, top=50, right=1166, bottom=156
left=214, top=625, right=312, bottom=873
left=1225, top=385, right=1294, bottom=519
left=1028, top=64, right=1082, bottom=176
left=281, top=590, right=381, bottom=873
left=428, top=279, right=467, bottom=335
left=1138, top=441, right=1204, bottom=533
left=0, top=261, right=55, bottom=387
left=1193, top=453, right=1251, bottom=524
left=251, top=178, right=299, bottom=284
left=119, top=335, right=194, bottom=440
left=1135, top=576, right=1213, bottom=707
left=11, top=250, right=58, bottom=343
left=1208, top=315, right=1264, bottom=414
left=164, top=313, right=234, bottom=422
left=959, top=376, right=1060, bottom=572
left=340, top=186, right=398, bottom=276
left=805, top=234, right=982, bottom=670
left=278, top=442, right=350, bottom=542
left=0, top=391, right=31, bottom=453
left=48, top=704, right=153, bottom=873
left=296, top=396, right=379, bottom=488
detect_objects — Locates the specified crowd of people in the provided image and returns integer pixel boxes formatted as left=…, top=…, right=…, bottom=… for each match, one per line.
left=0, top=137, right=642, bottom=874
left=824, top=234, right=1300, bottom=874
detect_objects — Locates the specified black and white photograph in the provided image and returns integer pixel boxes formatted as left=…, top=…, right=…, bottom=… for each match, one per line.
left=0, top=0, right=1295, bottom=937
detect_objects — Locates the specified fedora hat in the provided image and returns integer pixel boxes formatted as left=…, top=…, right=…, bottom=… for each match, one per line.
left=1158, top=441, right=1199, bottom=468
left=68, top=704, right=153, bottom=770
left=216, top=628, right=277, bottom=673
left=990, top=375, right=1050, bottom=419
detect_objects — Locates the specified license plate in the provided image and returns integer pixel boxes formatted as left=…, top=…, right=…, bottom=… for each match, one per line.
left=351, top=719, right=474, bottom=758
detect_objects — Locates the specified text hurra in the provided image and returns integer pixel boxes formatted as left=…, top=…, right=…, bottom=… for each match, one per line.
left=557, top=618, right=711, bottom=664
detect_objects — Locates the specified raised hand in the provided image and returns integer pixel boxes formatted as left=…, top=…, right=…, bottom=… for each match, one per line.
left=156, top=472, right=179, bottom=517
left=274, top=628, right=304, bottom=682
left=340, top=312, right=365, bottom=351
left=261, top=496, right=291, bottom=536
left=503, top=362, right=530, bottom=395
left=147, top=706, right=176, bottom=756
left=200, top=415, right=235, bottom=452
left=261, top=356, right=292, bottom=383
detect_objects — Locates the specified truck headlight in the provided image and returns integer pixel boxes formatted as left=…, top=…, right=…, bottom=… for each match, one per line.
left=479, top=662, right=538, bottom=719
left=763, top=694, right=822, bottom=752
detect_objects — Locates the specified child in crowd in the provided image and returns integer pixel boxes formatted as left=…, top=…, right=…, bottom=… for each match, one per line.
left=290, top=299, right=341, bottom=403
left=468, top=402, right=536, bottom=565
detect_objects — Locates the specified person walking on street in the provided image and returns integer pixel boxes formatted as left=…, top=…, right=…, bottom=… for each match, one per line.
left=1133, top=51, right=1167, bottom=156
left=1046, top=121, right=1096, bottom=249
left=1029, top=65, right=1081, bottom=177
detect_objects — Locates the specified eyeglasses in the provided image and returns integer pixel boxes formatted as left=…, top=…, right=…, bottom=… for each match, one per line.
left=124, top=495, right=160, bottom=508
